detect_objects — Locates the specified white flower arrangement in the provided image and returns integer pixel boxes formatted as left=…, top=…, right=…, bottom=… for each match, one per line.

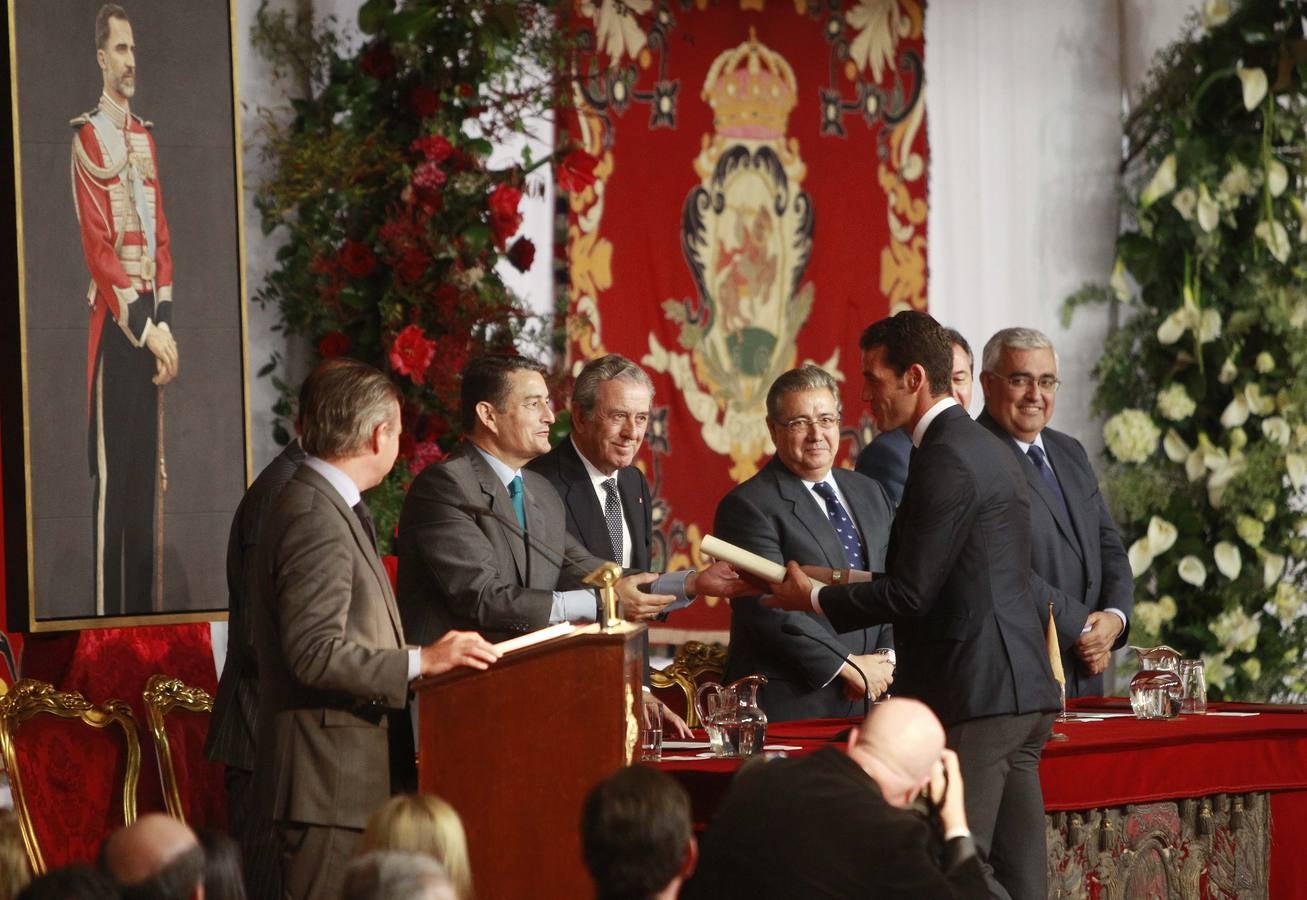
left=1156, top=383, right=1196, bottom=421
left=1103, top=409, right=1161, bottom=463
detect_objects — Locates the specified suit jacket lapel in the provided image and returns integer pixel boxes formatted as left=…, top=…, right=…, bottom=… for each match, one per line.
left=619, top=468, right=649, bottom=570
left=523, top=480, right=551, bottom=587
left=1041, top=437, right=1089, bottom=562
left=558, top=442, right=613, bottom=561
left=464, top=446, right=528, bottom=583
left=977, top=411, right=1082, bottom=560
left=770, top=459, right=849, bottom=569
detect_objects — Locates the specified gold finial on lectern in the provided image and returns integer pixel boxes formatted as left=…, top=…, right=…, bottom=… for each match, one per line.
left=583, top=562, right=624, bottom=630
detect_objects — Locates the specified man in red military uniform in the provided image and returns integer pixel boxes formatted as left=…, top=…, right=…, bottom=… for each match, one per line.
left=71, top=4, right=179, bottom=615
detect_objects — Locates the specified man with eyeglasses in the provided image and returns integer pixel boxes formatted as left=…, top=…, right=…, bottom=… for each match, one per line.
left=977, top=328, right=1133, bottom=698
left=856, top=328, right=974, bottom=505
left=713, top=365, right=896, bottom=720
left=397, top=355, right=746, bottom=647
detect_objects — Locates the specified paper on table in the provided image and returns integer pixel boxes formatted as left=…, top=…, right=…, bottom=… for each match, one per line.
left=1207, top=711, right=1259, bottom=717
left=492, top=622, right=575, bottom=655
left=700, top=534, right=828, bottom=589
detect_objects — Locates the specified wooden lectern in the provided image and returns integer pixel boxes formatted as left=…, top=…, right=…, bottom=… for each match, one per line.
left=413, top=623, right=645, bottom=899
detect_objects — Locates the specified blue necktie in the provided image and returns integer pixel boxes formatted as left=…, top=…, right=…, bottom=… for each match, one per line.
left=1027, top=444, right=1070, bottom=520
left=508, top=475, right=526, bottom=531
left=812, top=481, right=866, bottom=571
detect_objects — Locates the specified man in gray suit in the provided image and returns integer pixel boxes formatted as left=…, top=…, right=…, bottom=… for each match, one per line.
left=253, top=359, right=500, bottom=900
left=398, top=355, right=745, bottom=646
left=715, top=365, right=896, bottom=720
left=977, top=328, right=1133, bottom=697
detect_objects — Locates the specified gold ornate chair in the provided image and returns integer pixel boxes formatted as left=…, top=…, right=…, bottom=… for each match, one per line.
left=650, top=641, right=728, bottom=727
left=142, top=675, right=214, bottom=824
left=0, top=679, right=139, bottom=875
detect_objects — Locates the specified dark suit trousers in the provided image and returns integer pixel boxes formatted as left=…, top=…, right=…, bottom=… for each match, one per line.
left=279, top=822, right=360, bottom=900
left=226, top=766, right=282, bottom=900
left=948, top=711, right=1055, bottom=900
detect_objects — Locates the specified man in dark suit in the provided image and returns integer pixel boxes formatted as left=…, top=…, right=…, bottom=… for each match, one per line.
left=978, top=328, right=1133, bottom=698
left=253, top=359, right=499, bottom=900
left=768, top=311, right=1060, bottom=900
left=399, top=355, right=744, bottom=646
left=685, top=697, right=987, bottom=900
left=714, top=365, right=896, bottom=721
left=205, top=434, right=303, bottom=899
left=855, top=327, right=974, bottom=504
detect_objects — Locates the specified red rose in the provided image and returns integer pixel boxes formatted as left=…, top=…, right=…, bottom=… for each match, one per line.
left=389, top=323, right=436, bottom=383
left=411, top=134, right=454, bottom=163
left=360, top=43, right=396, bottom=80
left=556, top=150, right=599, bottom=193
left=317, top=331, right=351, bottom=359
left=457, top=83, right=474, bottom=98
left=488, top=182, right=524, bottom=249
left=396, top=246, right=430, bottom=284
left=339, top=240, right=376, bottom=278
left=405, top=440, right=446, bottom=476
left=408, top=85, right=440, bottom=119
left=433, top=283, right=460, bottom=313
left=410, top=161, right=447, bottom=214
left=506, top=236, right=535, bottom=273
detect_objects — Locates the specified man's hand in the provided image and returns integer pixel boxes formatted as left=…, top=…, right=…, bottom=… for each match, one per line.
left=928, top=748, right=969, bottom=835
left=685, top=561, right=749, bottom=599
left=145, top=326, right=179, bottom=385
left=418, top=630, right=500, bottom=678
left=839, top=654, right=894, bottom=700
left=616, top=572, right=677, bottom=622
left=761, top=561, right=818, bottom=612
left=1074, top=611, right=1124, bottom=664
left=1077, top=647, right=1111, bottom=676
left=644, top=694, right=693, bottom=740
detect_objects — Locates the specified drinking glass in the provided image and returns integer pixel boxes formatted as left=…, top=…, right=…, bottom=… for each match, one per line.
left=1180, top=659, right=1207, bottom=715
left=640, top=699, right=663, bottom=762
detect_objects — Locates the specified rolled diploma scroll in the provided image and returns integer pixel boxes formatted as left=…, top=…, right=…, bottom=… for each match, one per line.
left=700, top=534, right=828, bottom=589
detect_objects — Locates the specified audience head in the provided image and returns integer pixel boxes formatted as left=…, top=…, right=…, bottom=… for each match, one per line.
left=941, top=327, right=974, bottom=410
left=297, top=358, right=402, bottom=486
left=570, top=354, right=655, bottom=476
left=858, top=311, right=953, bottom=432
left=17, top=864, right=119, bottom=900
left=196, top=828, right=245, bottom=900
left=980, top=327, right=1060, bottom=443
left=846, top=698, right=946, bottom=809
left=460, top=355, right=553, bottom=468
left=99, top=813, right=205, bottom=900
left=342, top=851, right=455, bottom=900
left=764, top=365, right=842, bottom=481
left=358, top=794, right=472, bottom=900
left=0, top=810, right=31, bottom=899
left=581, top=765, right=696, bottom=900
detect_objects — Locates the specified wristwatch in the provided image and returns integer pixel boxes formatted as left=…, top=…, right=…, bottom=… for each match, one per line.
left=830, top=568, right=846, bottom=584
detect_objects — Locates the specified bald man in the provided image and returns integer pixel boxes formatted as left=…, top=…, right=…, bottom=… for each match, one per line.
left=685, top=698, right=987, bottom=899
left=100, top=813, right=205, bottom=900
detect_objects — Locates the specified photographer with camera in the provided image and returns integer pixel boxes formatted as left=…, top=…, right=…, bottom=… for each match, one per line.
left=685, top=697, right=988, bottom=899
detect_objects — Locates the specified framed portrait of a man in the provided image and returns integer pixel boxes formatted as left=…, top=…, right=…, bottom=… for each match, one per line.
left=2, top=0, right=249, bottom=629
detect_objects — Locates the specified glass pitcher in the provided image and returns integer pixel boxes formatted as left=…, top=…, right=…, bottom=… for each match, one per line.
left=1131, top=644, right=1182, bottom=672
left=695, top=675, right=768, bottom=758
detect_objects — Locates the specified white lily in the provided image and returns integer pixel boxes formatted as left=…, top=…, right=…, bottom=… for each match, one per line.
left=1128, top=538, right=1153, bottom=578
left=1286, top=453, right=1307, bottom=490
left=1196, top=183, right=1220, bottom=232
left=1110, top=258, right=1131, bottom=302
left=1163, top=429, right=1191, bottom=463
left=1263, top=416, right=1291, bottom=446
left=1262, top=551, right=1286, bottom=588
left=1201, top=0, right=1231, bottom=27
left=1292, top=197, right=1307, bottom=244
left=1207, top=455, right=1245, bottom=509
left=1218, top=357, right=1238, bottom=384
left=1147, top=516, right=1179, bottom=555
left=1246, top=383, right=1277, bottom=415
left=1238, top=67, right=1268, bottom=111
left=1214, top=542, right=1242, bottom=580
left=1185, top=447, right=1207, bottom=481
left=1255, top=219, right=1291, bottom=264
left=1178, top=555, right=1208, bottom=587
left=1220, top=393, right=1250, bottom=428
left=1256, top=352, right=1276, bottom=373
left=1172, top=187, right=1197, bottom=221
left=1267, top=160, right=1289, bottom=198
left=1140, top=154, right=1177, bottom=208
left=1198, top=308, right=1222, bottom=342
left=1157, top=310, right=1187, bottom=345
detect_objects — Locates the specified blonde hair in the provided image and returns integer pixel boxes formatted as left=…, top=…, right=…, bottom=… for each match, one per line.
left=358, top=794, right=473, bottom=900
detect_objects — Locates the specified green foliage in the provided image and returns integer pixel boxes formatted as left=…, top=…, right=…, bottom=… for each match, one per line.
left=1071, top=0, right=1307, bottom=699
left=250, top=1, right=577, bottom=546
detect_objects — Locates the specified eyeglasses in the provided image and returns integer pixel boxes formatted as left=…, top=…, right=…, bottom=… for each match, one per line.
left=992, top=373, right=1060, bottom=393
left=779, top=413, right=841, bottom=433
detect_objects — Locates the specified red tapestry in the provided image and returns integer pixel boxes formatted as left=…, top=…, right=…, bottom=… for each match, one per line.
left=563, top=1, right=928, bottom=635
